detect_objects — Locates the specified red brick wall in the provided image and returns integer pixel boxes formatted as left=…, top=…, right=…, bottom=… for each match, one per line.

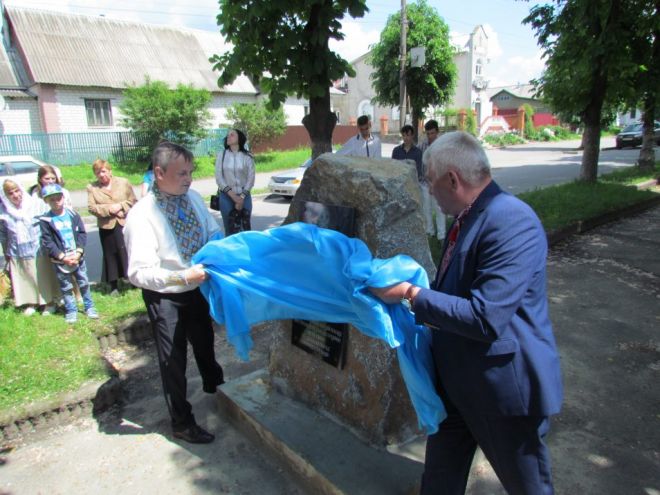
left=496, top=109, right=559, bottom=129
left=252, top=125, right=359, bottom=152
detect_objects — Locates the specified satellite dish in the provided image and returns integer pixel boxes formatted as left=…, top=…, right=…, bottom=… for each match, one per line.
left=410, top=47, right=425, bottom=68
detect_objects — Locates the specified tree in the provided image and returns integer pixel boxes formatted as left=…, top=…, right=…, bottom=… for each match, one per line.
left=119, top=78, right=212, bottom=149
left=624, top=0, right=660, bottom=172
left=370, top=0, right=456, bottom=136
left=226, top=101, right=287, bottom=151
left=212, top=1, right=368, bottom=159
left=524, top=1, right=638, bottom=182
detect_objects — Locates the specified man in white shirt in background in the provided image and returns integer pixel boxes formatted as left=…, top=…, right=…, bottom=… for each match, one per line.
left=419, top=119, right=446, bottom=241
left=336, top=114, right=382, bottom=158
left=124, top=141, right=225, bottom=444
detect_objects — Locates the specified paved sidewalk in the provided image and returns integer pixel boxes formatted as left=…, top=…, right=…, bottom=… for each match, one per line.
left=1, top=205, right=658, bottom=494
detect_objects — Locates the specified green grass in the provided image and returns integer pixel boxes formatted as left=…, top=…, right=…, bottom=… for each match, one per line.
left=253, top=147, right=311, bottom=173
left=59, top=147, right=312, bottom=191
left=519, top=162, right=660, bottom=231
left=426, top=163, right=659, bottom=262
left=0, top=304, right=107, bottom=413
left=60, top=160, right=147, bottom=191
left=599, top=162, right=660, bottom=185
left=519, top=181, right=656, bottom=231
left=2, top=160, right=658, bottom=415
left=0, top=285, right=145, bottom=414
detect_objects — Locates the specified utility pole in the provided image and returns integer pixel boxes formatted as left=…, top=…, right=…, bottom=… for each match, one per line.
left=399, top=0, right=407, bottom=127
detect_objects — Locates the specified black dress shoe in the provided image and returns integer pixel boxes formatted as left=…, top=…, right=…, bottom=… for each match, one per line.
left=202, top=378, right=225, bottom=394
left=172, top=424, right=215, bottom=444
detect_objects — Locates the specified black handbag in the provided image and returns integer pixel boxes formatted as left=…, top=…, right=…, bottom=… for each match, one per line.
left=210, top=194, right=220, bottom=211
left=226, top=208, right=251, bottom=235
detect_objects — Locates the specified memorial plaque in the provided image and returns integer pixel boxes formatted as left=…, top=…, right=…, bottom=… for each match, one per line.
left=296, top=200, right=356, bottom=236
left=291, top=320, right=348, bottom=368
left=290, top=200, right=355, bottom=368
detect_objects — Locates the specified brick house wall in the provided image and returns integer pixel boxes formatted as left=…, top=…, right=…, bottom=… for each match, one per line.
left=0, top=97, right=42, bottom=134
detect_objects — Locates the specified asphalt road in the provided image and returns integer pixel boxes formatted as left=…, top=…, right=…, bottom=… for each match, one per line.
left=77, top=137, right=657, bottom=283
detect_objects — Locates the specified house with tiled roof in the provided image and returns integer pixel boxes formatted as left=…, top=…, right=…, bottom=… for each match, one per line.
left=0, top=5, right=260, bottom=136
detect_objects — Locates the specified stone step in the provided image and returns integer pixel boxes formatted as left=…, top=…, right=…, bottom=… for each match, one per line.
left=216, top=369, right=425, bottom=495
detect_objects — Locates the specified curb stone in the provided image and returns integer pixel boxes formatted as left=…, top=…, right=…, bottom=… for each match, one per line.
left=0, top=315, right=153, bottom=445
left=546, top=194, right=660, bottom=246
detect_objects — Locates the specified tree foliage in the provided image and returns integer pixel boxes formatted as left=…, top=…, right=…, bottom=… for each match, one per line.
left=226, top=101, right=287, bottom=151
left=370, top=0, right=456, bottom=133
left=524, top=0, right=646, bottom=182
left=213, top=0, right=368, bottom=158
left=119, top=78, right=212, bottom=149
left=464, top=109, right=477, bottom=137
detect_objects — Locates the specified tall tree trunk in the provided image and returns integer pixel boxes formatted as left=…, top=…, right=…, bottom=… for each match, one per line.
left=302, top=89, right=336, bottom=160
left=579, top=108, right=599, bottom=178
left=638, top=11, right=659, bottom=172
left=579, top=0, right=620, bottom=182
left=638, top=104, right=656, bottom=172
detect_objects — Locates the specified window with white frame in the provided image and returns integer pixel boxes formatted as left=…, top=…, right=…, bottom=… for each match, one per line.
left=85, top=99, right=113, bottom=127
left=476, top=58, right=483, bottom=76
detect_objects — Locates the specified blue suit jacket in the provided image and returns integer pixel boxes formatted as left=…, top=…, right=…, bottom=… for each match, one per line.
left=414, top=181, right=563, bottom=417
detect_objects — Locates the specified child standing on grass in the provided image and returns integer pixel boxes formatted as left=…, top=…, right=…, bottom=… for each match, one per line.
left=0, top=179, right=60, bottom=316
left=38, top=184, right=99, bottom=324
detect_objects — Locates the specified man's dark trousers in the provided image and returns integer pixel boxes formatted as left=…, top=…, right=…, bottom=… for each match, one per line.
left=142, top=288, right=224, bottom=430
left=420, top=387, right=554, bottom=495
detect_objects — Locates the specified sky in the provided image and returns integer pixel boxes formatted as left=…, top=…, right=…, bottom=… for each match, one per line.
left=6, top=0, right=547, bottom=88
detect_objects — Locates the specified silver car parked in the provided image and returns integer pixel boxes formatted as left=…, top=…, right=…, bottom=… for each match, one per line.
left=267, top=158, right=312, bottom=197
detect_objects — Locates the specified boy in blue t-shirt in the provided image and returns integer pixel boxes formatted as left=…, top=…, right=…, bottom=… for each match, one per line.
left=38, top=184, right=99, bottom=324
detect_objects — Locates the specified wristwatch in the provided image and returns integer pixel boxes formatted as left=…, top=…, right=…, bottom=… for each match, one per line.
left=401, top=285, right=416, bottom=311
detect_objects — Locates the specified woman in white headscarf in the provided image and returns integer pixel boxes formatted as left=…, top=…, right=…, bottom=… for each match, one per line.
left=0, top=178, right=60, bottom=315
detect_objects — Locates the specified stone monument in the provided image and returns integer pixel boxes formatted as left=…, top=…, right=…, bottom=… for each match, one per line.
left=268, top=153, right=436, bottom=446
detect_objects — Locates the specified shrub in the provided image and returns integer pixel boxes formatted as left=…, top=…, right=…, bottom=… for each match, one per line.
left=226, top=101, right=287, bottom=151
left=464, top=109, right=477, bottom=136
left=483, top=132, right=526, bottom=146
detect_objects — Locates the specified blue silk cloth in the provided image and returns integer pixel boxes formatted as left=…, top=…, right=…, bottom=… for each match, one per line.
left=193, top=222, right=446, bottom=433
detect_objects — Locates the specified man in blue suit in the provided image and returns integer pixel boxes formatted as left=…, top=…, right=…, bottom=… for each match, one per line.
left=372, top=131, right=563, bottom=494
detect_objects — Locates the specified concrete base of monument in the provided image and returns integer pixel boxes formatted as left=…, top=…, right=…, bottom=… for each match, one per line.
left=215, top=368, right=425, bottom=495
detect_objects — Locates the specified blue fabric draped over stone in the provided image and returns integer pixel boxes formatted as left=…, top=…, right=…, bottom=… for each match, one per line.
left=193, top=222, right=446, bottom=433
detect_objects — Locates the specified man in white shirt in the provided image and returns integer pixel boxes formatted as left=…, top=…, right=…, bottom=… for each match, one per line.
left=336, top=114, right=382, bottom=158
left=124, top=141, right=225, bottom=444
left=419, top=119, right=446, bottom=241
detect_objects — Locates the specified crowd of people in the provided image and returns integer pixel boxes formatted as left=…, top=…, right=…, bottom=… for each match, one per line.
left=0, top=157, right=136, bottom=322
left=1, top=124, right=563, bottom=493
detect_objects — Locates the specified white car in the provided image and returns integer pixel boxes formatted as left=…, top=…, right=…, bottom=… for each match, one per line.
left=267, top=158, right=312, bottom=197
left=0, top=155, right=47, bottom=191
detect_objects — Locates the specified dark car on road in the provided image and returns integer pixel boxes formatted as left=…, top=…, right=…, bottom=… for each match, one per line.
left=615, top=121, right=660, bottom=149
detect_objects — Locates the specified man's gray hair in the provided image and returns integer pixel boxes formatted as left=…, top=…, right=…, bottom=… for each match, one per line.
left=151, top=141, right=194, bottom=172
left=423, top=131, right=491, bottom=186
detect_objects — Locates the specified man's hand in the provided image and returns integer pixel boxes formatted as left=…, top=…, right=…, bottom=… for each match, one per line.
left=184, top=264, right=207, bottom=285
left=369, top=282, right=420, bottom=305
